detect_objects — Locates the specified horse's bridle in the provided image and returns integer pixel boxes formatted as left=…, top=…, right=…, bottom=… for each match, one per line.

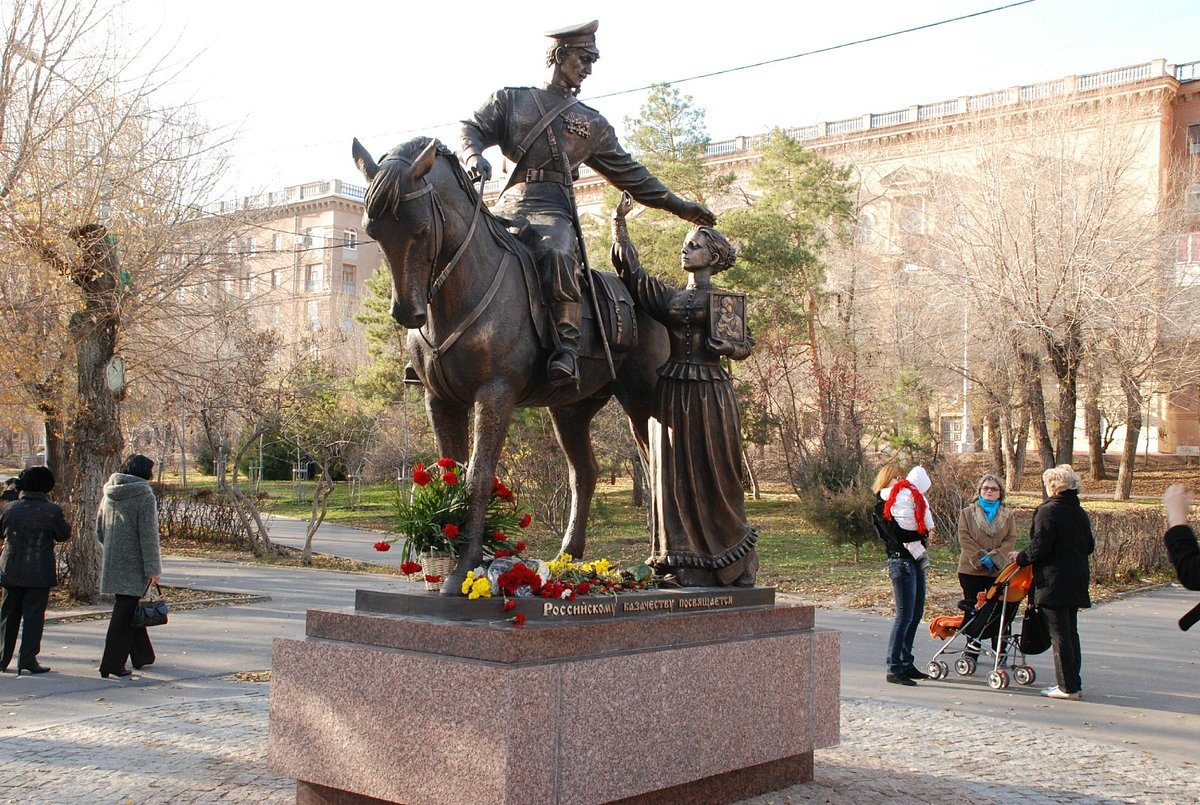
left=374, top=152, right=486, bottom=303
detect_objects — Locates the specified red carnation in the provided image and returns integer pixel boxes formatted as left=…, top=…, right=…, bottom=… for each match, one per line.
left=501, top=488, right=514, bottom=502
left=513, top=613, right=526, bottom=627
left=437, top=457, right=457, bottom=469
left=373, top=541, right=391, bottom=552
left=503, top=599, right=516, bottom=612
left=443, top=523, right=459, bottom=539
left=443, top=471, right=459, bottom=486
left=518, top=513, right=532, bottom=529
left=577, top=582, right=592, bottom=595
left=495, top=549, right=509, bottom=558
left=400, top=560, right=422, bottom=575
left=412, top=464, right=431, bottom=486
left=514, top=541, right=527, bottom=553
left=493, top=530, right=507, bottom=541
left=424, top=574, right=442, bottom=583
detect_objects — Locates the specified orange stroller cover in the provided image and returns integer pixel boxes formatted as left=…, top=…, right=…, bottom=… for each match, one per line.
left=929, top=614, right=964, bottom=640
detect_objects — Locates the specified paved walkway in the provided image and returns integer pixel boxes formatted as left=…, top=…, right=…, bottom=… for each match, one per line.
left=1, top=519, right=1197, bottom=804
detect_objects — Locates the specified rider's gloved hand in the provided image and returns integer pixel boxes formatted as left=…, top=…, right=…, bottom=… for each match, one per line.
left=466, top=154, right=492, bottom=183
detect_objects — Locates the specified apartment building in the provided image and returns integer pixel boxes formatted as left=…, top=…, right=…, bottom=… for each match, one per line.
left=204, top=179, right=381, bottom=367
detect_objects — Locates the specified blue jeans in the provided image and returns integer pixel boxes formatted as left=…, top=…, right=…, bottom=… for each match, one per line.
left=886, top=557, right=926, bottom=674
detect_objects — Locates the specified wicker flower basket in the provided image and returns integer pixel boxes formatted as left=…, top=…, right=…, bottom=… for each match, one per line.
left=419, top=553, right=456, bottom=592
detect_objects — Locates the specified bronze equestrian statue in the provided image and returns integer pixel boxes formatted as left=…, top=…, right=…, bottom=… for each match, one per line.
left=351, top=21, right=720, bottom=596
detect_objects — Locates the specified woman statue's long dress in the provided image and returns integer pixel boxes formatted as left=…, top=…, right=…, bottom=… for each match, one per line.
left=612, top=192, right=759, bottom=587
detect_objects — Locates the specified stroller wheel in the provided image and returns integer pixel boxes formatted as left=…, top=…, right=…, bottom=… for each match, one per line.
left=987, top=669, right=1009, bottom=690
left=1014, top=665, right=1036, bottom=686
left=937, top=661, right=950, bottom=679
left=954, top=656, right=977, bottom=676
left=926, top=661, right=945, bottom=680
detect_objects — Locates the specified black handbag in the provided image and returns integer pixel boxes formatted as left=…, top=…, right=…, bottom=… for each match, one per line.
left=1019, top=603, right=1051, bottom=655
left=133, top=584, right=169, bottom=628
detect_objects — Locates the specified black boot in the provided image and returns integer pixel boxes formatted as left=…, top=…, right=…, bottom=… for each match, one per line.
left=548, top=300, right=581, bottom=388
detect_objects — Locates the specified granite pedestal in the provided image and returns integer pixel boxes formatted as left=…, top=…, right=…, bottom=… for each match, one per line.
left=268, top=586, right=839, bottom=805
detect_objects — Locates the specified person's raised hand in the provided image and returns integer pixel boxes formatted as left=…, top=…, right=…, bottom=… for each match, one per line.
left=1164, top=483, right=1192, bottom=528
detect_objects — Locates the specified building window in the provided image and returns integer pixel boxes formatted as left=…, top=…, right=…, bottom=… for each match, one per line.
left=901, top=208, right=924, bottom=234
left=306, top=300, right=321, bottom=331
left=272, top=233, right=283, bottom=251
left=342, top=265, right=355, bottom=294
left=248, top=237, right=257, bottom=255
left=304, top=227, right=325, bottom=250
left=342, top=301, right=355, bottom=331
left=345, top=228, right=358, bottom=250
left=305, top=264, right=324, bottom=293
left=1188, top=184, right=1200, bottom=214
left=271, top=268, right=283, bottom=288
left=854, top=213, right=875, bottom=245
left=1189, top=124, right=1200, bottom=156
left=220, top=272, right=234, bottom=295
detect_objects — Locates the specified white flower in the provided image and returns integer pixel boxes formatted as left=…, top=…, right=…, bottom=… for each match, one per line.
left=560, top=590, right=572, bottom=600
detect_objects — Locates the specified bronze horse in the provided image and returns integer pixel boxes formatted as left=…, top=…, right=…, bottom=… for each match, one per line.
left=352, top=137, right=667, bottom=595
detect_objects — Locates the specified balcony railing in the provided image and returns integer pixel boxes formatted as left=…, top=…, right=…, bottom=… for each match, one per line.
left=1178, top=61, right=1200, bottom=82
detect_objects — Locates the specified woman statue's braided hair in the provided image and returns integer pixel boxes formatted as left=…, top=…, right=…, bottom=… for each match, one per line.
left=690, top=226, right=738, bottom=272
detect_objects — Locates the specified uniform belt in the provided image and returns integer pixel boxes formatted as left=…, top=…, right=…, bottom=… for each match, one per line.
left=522, top=168, right=571, bottom=185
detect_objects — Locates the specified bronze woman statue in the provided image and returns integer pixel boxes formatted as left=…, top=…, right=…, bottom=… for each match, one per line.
left=612, top=192, right=759, bottom=587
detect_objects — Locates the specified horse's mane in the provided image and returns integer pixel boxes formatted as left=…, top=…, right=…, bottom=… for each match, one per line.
left=365, top=137, right=521, bottom=254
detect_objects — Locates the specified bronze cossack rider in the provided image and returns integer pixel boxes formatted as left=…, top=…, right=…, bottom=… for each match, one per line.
left=459, top=19, right=714, bottom=387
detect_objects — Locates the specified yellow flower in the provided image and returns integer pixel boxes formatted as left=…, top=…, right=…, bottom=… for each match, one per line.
left=461, top=570, right=476, bottom=596
left=590, top=558, right=612, bottom=576
left=467, top=577, right=492, bottom=600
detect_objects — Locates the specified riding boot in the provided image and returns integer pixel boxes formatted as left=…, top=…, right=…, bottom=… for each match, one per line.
left=548, top=300, right=582, bottom=388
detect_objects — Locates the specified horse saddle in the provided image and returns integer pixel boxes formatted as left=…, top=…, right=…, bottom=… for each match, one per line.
left=509, top=234, right=637, bottom=359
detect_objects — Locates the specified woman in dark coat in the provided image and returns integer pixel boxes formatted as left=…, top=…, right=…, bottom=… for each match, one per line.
left=0, top=466, right=71, bottom=674
left=1009, top=464, right=1093, bottom=700
left=96, top=454, right=162, bottom=679
left=611, top=192, right=758, bottom=586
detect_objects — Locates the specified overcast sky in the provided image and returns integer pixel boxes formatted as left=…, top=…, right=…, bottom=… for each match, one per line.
left=125, top=0, right=1199, bottom=196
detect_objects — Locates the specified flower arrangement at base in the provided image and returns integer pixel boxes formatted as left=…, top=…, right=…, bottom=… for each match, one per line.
left=374, top=458, right=532, bottom=590
left=480, top=553, right=658, bottom=627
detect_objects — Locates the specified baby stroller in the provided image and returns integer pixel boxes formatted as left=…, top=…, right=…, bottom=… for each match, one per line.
left=925, top=562, right=1037, bottom=690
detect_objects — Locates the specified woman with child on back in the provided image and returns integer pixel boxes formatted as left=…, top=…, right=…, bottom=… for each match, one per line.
left=872, top=464, right=935, bottom=686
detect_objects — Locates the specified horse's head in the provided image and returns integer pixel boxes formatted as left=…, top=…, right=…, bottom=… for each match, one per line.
left=353, top=136, right=449, bottom=328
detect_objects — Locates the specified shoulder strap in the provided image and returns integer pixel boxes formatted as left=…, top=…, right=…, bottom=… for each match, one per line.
left=501, top=91, right=578, bottom=195
left=513, top=91, right=577, bottom=165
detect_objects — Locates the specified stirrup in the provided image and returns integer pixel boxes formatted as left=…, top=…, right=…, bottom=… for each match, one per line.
left=403, top=363, right=422, bottom=385
left=547, top=353, right=578, bottom=387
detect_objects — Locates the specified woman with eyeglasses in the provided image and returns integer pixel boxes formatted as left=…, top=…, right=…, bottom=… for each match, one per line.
left=957, top=474, right=1017, bottom=615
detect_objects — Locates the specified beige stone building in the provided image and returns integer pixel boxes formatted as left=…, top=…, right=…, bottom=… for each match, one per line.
left=204, top=179, right=381, bottom=368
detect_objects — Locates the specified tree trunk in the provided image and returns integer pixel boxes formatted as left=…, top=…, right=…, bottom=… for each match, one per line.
left=630, top=448, right=644, bottom=509
left=1084, top=373, right=1106, bottom=481
left=987, top=408, right=1003, bottom=472
left=1046, top=324, right=1082, bottom=466
left=303, top=467, right=335, bottom=565
left=741, top=446, right=761, bottom=500
left=178, top=416, right=188, bottom=489
left=225, top=423, right=274, bottom=556
left=65, top=225, right=126, bottom=601
left=1024, top=352, right=1056, bottom=471
left=1114, top=375, right=1143, bottom=501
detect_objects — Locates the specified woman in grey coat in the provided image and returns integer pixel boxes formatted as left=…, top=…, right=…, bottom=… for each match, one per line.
left=96, top=454, right=162, bottom=678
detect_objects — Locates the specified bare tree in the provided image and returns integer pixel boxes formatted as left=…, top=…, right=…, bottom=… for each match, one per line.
left=0, top=0, right=243, bottom=598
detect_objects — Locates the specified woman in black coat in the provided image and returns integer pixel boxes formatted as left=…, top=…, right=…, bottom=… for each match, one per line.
left=0, top=467, right=71, bottom=674
left=1009, top=464, right=1093, bottom=700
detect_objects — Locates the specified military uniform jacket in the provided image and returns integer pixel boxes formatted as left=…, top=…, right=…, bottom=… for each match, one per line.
left=460, top=85, right=684, bottom=217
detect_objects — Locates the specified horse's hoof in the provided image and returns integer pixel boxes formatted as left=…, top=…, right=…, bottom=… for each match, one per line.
left=441, top=571, right=467, bottom=596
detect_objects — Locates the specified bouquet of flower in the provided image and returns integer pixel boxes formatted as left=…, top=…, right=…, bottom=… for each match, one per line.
left=375, top=458, right=532, bottom=576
